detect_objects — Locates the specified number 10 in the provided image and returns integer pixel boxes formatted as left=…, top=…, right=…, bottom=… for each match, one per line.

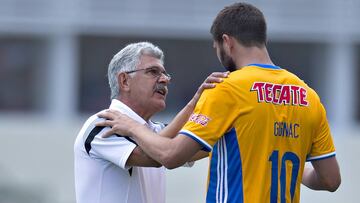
left=269, top=150, right=300, bottom=203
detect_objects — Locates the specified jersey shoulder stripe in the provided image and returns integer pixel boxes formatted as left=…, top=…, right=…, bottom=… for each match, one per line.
left=179, top=129, right=212, bottom=152
left=306, top=152, right=336, bottom=161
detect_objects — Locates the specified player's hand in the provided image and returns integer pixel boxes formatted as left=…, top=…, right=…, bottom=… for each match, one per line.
left=189, top=71, right=229, bottom=107
left=96, top=109, right=140, bottom=138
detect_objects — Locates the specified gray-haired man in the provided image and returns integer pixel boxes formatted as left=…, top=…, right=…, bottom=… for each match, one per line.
left=74, top=42, right=227, bottom=203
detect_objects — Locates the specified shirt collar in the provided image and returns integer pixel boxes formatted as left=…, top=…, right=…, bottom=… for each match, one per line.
left=247, top=63, right=281, bottom=70
left=109, top=99, right=147, bottom=125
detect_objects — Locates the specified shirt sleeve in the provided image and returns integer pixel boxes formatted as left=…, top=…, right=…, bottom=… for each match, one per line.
left=307, top=102, right=336, bottom=161
left=90, top=127, right=137, bottom=170
left=179, top=81, right=239, bottom=151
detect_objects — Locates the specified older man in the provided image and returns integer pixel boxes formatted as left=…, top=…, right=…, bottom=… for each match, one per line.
left=74, top=42, right=227, bottom=203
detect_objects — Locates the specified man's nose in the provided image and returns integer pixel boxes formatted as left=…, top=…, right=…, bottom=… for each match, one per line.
left=157, top=73, right=171, bottom=84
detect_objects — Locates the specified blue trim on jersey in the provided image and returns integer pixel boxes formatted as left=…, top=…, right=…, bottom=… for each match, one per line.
left=206, top=128, right=243, bottom=203
left=221, top=139, right=226, bottom=202
left=179, top=131, right=212, bottom=152
left=225, top=128, right=244, bottom=203
left=247, top=63, right=281, bottom=70
left=207, top=141, right=219, bottom=203
left=306, top=153, right=336, bottom=162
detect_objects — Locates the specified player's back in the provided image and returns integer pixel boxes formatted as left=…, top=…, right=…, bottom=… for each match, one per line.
left=224, top=64, right=333, bottom=202
left=181, top=64, right=335, bottom=203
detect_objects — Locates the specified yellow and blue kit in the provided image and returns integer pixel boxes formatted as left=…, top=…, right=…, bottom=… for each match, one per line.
left=179, top=64, right=336, bottom=203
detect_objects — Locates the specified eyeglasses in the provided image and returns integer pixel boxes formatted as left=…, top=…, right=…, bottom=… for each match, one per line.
left=125, top=67, right=171, bottom=80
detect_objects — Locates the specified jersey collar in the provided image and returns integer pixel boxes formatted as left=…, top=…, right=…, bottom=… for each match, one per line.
left=247, top=63, right=281, bottom=70
left=109, top=99, right=147, bottom=125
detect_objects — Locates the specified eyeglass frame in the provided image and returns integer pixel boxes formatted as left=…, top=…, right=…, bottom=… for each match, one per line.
left=124, top=66, right=171, bottom=80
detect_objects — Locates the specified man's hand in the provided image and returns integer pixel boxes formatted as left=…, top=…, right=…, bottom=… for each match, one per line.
left=188, top=71, right=229, bottom=107
left=96, top=110, right=143, bottom=138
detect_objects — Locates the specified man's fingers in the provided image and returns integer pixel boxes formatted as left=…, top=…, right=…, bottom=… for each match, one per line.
left=96, top=119, right=117, bottom=128
left=201, top=83, right=216, bottom=89
left=96, top=120, right=111, bottom=127
left=95, top=120, right=115, bottom=137
left=106, top=109, right=119, bottom=115
left=210, top=71, right=229, bottom=78
left=206, top=76, right=223, bottom=83
left=95, top=121, right=106, bottom=127
left=97, top=110, right=118, bottom=120
left=97, top=112, right=111, bottom=120
left=205, top=71, right=229, bottom=84
left=102, top=129, right=114, bottom=138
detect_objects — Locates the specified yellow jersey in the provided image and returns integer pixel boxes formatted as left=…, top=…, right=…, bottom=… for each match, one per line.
left=179, top=64, right=336, bottom=203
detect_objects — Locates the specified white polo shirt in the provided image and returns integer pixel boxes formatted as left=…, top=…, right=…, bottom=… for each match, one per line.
left=74, top=99, right=166, bottom=203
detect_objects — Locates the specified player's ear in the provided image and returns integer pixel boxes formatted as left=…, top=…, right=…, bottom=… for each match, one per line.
left=221, top=34, right=233, bottom=54
left=118, top=72, right=131, bottom=92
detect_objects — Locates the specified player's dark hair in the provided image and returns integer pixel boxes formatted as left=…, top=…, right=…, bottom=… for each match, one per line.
left=210, top=2, right=267, bottom=47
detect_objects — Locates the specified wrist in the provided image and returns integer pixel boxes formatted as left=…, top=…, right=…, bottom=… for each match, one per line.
left=129, top=123, right=148, bottom=138
left=127, top=122, right=144, bottom=137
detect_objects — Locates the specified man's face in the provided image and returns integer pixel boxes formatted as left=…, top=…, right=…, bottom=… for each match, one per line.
left=128, top=55, right=170, bottom=115
left=214, top=41, right=237, bottom=72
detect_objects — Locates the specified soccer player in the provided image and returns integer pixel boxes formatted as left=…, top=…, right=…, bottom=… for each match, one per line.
left=74, top=42, right=227, bottom=203
left=97, top=3, right=341, bottom=203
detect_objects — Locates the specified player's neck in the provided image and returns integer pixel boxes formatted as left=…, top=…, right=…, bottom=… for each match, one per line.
left=235, top=46, right=274, bottom=69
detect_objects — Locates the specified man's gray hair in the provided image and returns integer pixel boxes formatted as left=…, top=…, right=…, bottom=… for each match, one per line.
left=108, top=42, right=164, bottom=100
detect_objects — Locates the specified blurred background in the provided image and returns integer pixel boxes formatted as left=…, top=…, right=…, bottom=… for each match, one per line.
left=0, top=0, right=359, bottom=202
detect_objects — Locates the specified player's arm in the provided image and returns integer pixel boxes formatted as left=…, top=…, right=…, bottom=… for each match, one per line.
left=302, top=156, right=341, bottom=192
left=126, top=146, right=162, bottom=167
left=127, top=141, right=208, bottom=167
left=302, top=101, right=341, bottom=191
left=133, top=124, right=204, bottom=169
left=97, top=114, right=203, bottom=169
left=160, top=71, right=228, bottom=138
left=189, top=151, right=209, bottom=162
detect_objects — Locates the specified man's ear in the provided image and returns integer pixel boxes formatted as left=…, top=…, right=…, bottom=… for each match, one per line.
left=221, top=34, right=235, bottom=54
left=118, top=73, right=131, bottom=92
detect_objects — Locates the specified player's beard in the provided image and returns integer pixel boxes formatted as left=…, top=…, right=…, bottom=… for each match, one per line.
left=219, top=46, right=237, bottom=72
